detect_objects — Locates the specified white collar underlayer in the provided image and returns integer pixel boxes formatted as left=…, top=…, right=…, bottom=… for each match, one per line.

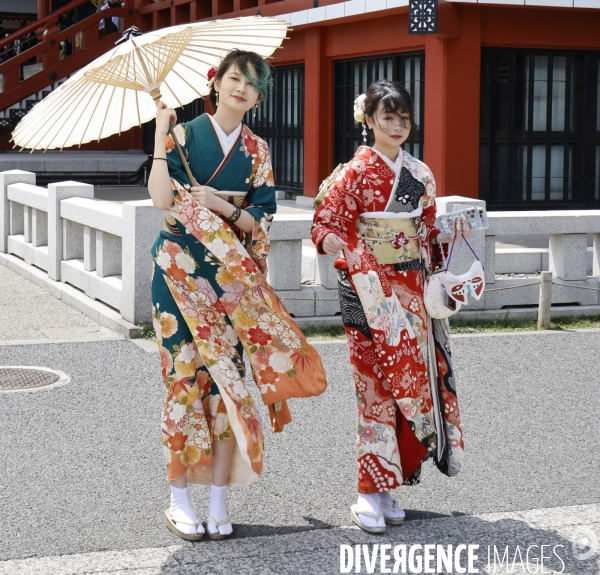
left=208, top=115, right=243, bottom=156
left=372, top=147, right=403, bottom=175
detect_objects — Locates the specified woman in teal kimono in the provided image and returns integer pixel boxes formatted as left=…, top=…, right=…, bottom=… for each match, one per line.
left=148, top=50, right=326, bottom=541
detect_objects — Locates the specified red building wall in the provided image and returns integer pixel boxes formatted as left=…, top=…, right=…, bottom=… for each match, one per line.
left=16, top=0, right=600, bottom=196
left=266, top=2, right=600, bottom=198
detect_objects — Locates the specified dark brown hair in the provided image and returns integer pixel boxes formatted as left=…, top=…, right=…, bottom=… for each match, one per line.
left=363, top=80, right=416, bottom=142
left=208, top=49, right=272, bottom=109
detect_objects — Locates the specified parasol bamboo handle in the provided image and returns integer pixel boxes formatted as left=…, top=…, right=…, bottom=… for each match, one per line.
left=167, top=123, right=200, bottom=188
left=153, top=96, right=199, bottom=187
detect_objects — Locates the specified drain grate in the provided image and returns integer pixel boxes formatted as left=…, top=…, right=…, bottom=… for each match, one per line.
left=0, top=367, right=70, bottom=392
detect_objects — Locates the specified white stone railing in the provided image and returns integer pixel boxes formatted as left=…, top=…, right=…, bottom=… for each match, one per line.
left=2, top=171, right=600, bottom=330
left=287, top=196, right=600, bottom=315
left=0, top=170, right=162, bottom=326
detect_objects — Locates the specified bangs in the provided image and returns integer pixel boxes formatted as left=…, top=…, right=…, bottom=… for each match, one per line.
left=232, top=56, right=272, bottom=101
left=379, top=92, right=411, bottom=117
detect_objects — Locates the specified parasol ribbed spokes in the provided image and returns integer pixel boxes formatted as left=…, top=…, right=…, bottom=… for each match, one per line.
left=83, top=27, right=193, bottom=97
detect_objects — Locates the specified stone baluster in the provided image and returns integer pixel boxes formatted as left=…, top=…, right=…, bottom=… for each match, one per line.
left=48, top=181, right=94, bottom=281
left=0, top=170, right=35, bottom=253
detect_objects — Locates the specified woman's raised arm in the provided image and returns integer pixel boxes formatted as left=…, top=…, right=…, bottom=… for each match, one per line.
left=148, top=102, right=178, bottom=211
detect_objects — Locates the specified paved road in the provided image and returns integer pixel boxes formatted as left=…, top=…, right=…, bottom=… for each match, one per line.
left=0, top=332, right=599, bottom=573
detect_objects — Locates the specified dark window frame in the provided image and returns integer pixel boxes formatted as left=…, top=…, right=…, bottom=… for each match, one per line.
left=480, top=47, right=600, bottom=210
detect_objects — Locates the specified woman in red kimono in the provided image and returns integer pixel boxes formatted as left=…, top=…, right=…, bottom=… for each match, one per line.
left=311, top=80, right=467, bottom=534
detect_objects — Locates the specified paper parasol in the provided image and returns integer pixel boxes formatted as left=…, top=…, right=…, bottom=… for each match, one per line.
left=11, top=16, right=288, bottom=187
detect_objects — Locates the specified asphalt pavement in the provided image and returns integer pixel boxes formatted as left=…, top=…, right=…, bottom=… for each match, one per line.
left=0, top=331, right=599, bottom=574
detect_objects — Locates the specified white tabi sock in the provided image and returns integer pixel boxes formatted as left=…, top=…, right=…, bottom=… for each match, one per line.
left=356, top=493, right=385, bottom=530
left=207, top=484, right=233, bottom=536
left=170, top=485, right=204, bottom=535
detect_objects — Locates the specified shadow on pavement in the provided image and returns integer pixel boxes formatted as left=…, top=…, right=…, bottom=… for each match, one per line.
left=157, top=514, right=600, bottom=575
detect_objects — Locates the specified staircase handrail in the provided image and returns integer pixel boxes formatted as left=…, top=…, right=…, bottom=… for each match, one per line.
left=0, top=6, right=130, bottom=76
left=0, top=0, right=119, bottom=50
left=0, top=37, right=37, bottom=61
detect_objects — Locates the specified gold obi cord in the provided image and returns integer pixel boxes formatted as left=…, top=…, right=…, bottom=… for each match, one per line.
left=357, top=215, right=421, bottom=265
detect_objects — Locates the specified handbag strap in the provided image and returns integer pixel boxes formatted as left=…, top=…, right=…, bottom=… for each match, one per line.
left=445, top=235, right=484, bottom=272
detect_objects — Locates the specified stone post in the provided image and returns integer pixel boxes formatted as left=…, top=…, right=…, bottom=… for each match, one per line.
left=267, top=215, right=313, bottom=291
left=592, top=233, right=600, bottom=277
left=315, top=253, right=338, bottom=289
left=47, top=181, right=94, bottom=281
left=0, top=170, right=36, bottom=253
left=549, top=234, right=587, bottom=281
left=121, top=200, right=163, bottom=324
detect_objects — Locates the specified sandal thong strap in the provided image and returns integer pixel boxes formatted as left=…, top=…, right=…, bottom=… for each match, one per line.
left=167, top=510, right=198, bottom=527
left=351, top=505, right=383, bottom=521
left=207, top=514, right=231, bottom=528
left=380, top=500, right=400, bottom=513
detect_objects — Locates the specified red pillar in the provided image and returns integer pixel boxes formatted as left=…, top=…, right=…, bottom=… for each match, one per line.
left=303, top=26, right=331, bottom=198
left=38, top=0, right=48, bottom=19
left=424, top=6, right=481, bottom=199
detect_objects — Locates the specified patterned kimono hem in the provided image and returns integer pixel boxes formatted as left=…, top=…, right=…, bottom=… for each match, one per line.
left=184, top=386, right=261, bottom=487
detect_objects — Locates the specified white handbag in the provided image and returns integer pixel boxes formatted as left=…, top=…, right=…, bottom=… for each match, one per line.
left=424, top=235, right=484, bottom=319
left=424, top=271, right=461, bottom=319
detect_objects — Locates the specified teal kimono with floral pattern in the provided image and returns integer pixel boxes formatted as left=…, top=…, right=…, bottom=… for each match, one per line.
left=151, top=114, right=327, bottom=487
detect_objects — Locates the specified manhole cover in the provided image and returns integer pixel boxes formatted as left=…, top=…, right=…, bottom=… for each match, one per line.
left=0, top=367, right=70, bottom=393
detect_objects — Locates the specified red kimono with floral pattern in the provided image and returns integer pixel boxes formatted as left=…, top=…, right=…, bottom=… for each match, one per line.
left=311, top=146, right=465, bottom=493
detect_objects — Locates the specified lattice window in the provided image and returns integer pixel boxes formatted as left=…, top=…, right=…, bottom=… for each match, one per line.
left=480, top=48, right=600, bottom=209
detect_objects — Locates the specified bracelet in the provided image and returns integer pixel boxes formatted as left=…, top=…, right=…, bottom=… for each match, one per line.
left=222, top=205, right=241, bottom=225
left=153, top=157, right=167, bottom=162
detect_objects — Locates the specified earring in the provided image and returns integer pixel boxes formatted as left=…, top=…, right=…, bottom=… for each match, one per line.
left=215, top=92, right=219, bottom=107
left=253, top=104, right=258, bottom=119
left=362, top=123, right=367, bottom=143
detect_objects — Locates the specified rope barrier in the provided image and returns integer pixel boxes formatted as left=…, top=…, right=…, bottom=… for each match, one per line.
left=279, top=297, right=339, bottom=301
left=483, top=281, right=540, bottom=293
left=551, top=280, right=600, bottom=291
left=280, top=279, right=600, bottom=299
left=283, top=281, right=543, bottom=299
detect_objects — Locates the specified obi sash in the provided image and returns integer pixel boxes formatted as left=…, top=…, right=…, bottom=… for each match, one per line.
left=357, top=208, right=423, bottom=265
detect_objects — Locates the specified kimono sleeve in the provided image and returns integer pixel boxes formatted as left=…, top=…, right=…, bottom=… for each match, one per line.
left=165, top=123, right=192, bottom=189
left=242, top=137, right=277, bottom=268
left=418, top=168, right=447, bottom=269
left=311, top=163, right=364, bottom=255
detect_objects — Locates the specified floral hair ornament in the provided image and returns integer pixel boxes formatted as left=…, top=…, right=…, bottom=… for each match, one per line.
left=353, top=93, right=367, bottom=142
left=207, top=66, right=217, bottom=87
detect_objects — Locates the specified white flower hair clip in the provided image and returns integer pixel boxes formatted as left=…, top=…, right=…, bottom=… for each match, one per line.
left=353, top=93, right=366, bottom=123
left=353, top=93, right=368, bottom=142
